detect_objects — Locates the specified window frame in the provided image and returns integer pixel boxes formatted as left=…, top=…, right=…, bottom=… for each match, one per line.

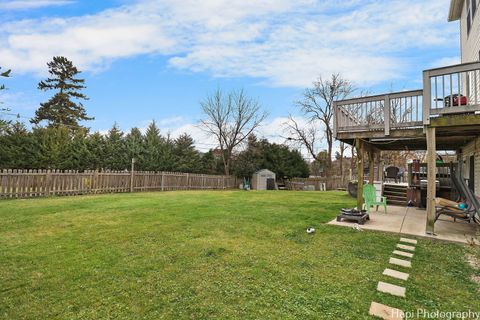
left=467, top=0, right=480, bottom=36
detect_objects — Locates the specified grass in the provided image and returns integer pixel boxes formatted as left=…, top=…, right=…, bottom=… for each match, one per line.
left=0, top=191, right=479, bottom=319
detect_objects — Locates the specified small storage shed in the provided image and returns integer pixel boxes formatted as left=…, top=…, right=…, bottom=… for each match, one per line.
left=251, top=169, right=276, bottom=190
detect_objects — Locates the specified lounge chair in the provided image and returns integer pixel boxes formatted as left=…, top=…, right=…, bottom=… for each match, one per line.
left=434, top=197, right=471, bottom=223
left=363, top=183, right=387, bottom=214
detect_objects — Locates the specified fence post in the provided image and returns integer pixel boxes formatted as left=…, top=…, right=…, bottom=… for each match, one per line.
left=186, top=173, right=190, bottom=190
left=161, top=172, right=165, bottom=191
left=130, top=158, right=135, bottom=193
left=46, top=169, right=52, bottom=196
left=93, top=170, right=98, bottom=194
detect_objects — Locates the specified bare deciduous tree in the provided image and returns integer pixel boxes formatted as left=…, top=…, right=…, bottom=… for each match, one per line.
left=287, top=74, right=354, bottom=171
left=283, top=115, right=322, bottom=161
left=199, top=89, right=267, bottom=175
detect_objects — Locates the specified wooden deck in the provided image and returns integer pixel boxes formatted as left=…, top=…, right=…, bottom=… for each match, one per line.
left=334, top=62, right=480, bottom=151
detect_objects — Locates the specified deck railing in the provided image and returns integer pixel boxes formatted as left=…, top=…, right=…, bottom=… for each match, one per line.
left=334, top=90, right=423, bottom=136
left=423, top=61, right=480, bottom=124
left=334, top=61, right=480, bottom=136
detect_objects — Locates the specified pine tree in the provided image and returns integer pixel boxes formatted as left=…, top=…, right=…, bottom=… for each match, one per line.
left=125, top=127, right=144, bottom=167
left=104, top=123, right=127, bottom=170
left=141, top=121, right=163, bottom=171
left=0, top=66, right=10, bottom=92
left=67, top=128, right=91, bottom=170
left=31, top=56, right=92, bottom=128
left=85, top=132, right=106, bottom=170
left=0, top=121, right=31, bottom=168
left=173, top=133, right=202, bottom=173
left=31, top=126, right=71, bottom=169
left=0, top=66, right=12, bottom=133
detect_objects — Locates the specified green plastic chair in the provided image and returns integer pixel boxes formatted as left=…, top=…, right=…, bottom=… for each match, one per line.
left=363, top=184, right=387, bottom=213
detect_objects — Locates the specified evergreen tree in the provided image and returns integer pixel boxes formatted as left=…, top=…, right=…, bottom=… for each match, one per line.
left=0, top=121, right=31, bottom=168
left=66, top=128, right=91, bottom=170
left=232, top=136, right=310, bottom=179
left=85, top=132, right=106, bottom=170
left=104, top=123, right=127, bottom=170
left=125, top=127, right=144, bottom=167
left=0, top=66, right=12, bottom=133
left=0, top=66, right=10, bottom=91
left=158, top=134, right=177, bottom=172
left=31, top=56, right=92, bottom=128
left=173, top=133, right=202, bottom=173
left=232, top=135, right=262, bottom=178
left=199, top=150, right=223, bottom=175
left=31, top=126, right=71, bottom=169
left=141, top=121, right=163, bottom=171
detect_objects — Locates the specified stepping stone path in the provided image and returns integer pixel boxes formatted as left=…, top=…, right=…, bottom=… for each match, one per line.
left=389, top=257, right=412, bottom=268
left=383, top=268, right=409, bottom=281
left=400, top=238, right=417, bottom=245
left=369, top=237, right=418, bottom=319
left=396, top=244, right=415, bottom=251
left=393, top=250, right=414, bottom=258
left=369, top=302, right=404, bottom=320
left=377, top=281, right=406, bottom=297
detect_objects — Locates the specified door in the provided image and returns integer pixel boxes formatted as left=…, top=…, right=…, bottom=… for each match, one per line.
left=469, top=155, right=475, bottom=192
left=266, top=178, right=275, bottom=190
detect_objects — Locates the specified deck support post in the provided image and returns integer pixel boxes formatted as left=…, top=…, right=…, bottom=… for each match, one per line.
left=426, top=127, right=436, bottom=235
left=368, top=151, right=375, bottom=184
left=376, top=152, right=383, bottom=183
left=356, top=139, right=364, bottom=210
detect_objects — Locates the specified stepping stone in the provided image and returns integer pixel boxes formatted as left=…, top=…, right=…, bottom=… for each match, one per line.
left=400, top=237, right=417, bottom=245
left=383, top=268, right=410, bottom=281
left=393, top=250, right=414, bottom=258
left=390, top=257, right=412, bottom=268
left=377, top=281, right=406, bottom=297
left=396, top=244, right=415, bottom=252
left=369, top=301, right=404, bottom=320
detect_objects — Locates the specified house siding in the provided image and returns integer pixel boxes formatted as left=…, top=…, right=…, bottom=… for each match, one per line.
left=461, top=137, right=480, bottom=194
left=461, top=0, right=480, bottom=62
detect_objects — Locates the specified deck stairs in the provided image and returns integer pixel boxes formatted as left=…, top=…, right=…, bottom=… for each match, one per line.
left=383, top=184, right=407, bottom=206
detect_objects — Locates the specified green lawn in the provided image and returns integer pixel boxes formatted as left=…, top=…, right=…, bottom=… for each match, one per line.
left=1, top=191, right=479, bottom=319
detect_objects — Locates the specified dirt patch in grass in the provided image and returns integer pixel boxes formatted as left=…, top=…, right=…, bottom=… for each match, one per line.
left=466, top=253, right=480, bottom=270
left=471, top=274, right=480, bottom=286
left=466, top=253, right=480, bottom=291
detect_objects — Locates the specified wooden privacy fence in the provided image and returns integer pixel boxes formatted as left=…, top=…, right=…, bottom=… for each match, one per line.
left=288, top=176, right=350, bottom=191
left=0, top=169, right=238, bottom=199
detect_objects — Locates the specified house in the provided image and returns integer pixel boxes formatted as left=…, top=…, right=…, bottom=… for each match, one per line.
left=333, top=0, right=480, bottom=234
left=450, top=0, right=480, bottom=195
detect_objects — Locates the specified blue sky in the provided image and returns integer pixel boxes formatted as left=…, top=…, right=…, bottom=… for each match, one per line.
left=0, top=0, right=460, bottom=152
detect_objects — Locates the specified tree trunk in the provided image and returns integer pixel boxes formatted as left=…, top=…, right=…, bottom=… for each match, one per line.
left=221, top=150, right=230, bottom=176
left=326, top=126, right=333, bottom=171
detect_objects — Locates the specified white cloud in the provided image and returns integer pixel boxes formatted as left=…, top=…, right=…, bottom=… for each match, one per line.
left=0, top=0, right=457, bottom=87
left=0, top=0, right=74, bottom=10
left=430, top=56, right=461, bottom=69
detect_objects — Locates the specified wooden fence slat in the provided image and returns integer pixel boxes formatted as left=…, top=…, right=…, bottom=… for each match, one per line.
left=0, top=169, right=264, bottom=199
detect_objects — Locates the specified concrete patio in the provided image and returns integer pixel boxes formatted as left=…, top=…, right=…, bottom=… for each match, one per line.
left=328, top=205, right=479, bottom=245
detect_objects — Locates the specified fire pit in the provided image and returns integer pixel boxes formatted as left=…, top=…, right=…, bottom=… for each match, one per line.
left=336, top=208, right=370, bottom=225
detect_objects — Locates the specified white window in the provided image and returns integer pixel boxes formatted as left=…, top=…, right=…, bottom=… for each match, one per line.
left=467, top=0, right=480, bottom=35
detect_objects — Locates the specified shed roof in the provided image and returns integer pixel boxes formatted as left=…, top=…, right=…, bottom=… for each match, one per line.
left=253, top=169, right=275, bottom=175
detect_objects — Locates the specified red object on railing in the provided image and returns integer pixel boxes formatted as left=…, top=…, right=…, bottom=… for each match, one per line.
left=444, top=94, right=468, bottom=107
